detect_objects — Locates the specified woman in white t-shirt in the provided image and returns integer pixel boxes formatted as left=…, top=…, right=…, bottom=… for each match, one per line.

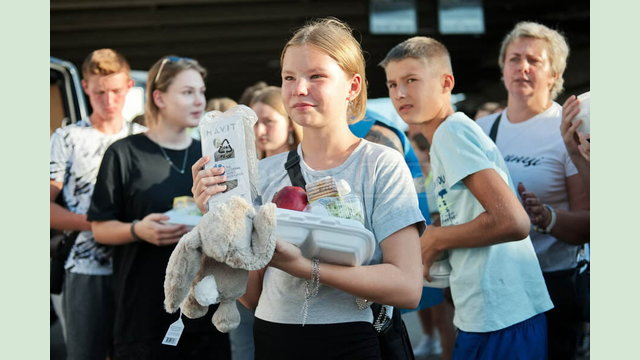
left=476, top=21, right=589, bottom=360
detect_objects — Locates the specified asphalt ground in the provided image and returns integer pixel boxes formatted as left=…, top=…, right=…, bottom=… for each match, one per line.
left=51, top=307, right=588, bottom=360
left=50, top=308, right=436, bottom=360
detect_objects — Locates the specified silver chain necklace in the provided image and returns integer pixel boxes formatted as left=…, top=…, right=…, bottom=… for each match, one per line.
left=158, top=144, right=189, bottom=174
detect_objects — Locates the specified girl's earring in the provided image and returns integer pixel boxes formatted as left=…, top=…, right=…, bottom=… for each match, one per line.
left=347, top=100, right=355, bottom=121
left=288, top=131, right=295, bottom=145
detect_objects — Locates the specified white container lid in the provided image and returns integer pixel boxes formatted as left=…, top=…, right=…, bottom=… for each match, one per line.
left=423, top=259, right=451, bottom=288
left=164, top=209, right=201, bottom=228
left=423, top=276, right=450, bottom=289
left=275, top=208, right=376, bottom=266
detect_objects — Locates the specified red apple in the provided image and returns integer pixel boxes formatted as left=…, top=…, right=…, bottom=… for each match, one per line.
left=272, top=186, right=308, bottom=211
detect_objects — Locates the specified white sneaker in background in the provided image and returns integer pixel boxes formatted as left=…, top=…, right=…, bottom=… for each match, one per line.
left=413, top=333, right=442, bottom=357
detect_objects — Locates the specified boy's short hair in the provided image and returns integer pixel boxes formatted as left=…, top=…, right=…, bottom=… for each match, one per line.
left=81, top=48, right=130, bottom=79
left=379, top=36, right=452, bottom=74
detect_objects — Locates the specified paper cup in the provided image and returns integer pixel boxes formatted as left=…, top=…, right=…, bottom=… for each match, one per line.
left=423, top=258, right=451, bottom=288
left=575, top=91, right=590, bottom=135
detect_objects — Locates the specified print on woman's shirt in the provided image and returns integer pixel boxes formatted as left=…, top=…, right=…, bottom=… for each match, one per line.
left=503, top=154, right=545, bottom=168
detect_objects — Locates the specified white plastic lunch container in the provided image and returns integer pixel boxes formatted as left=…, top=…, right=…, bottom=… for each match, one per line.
left=423, top=257, right=451, bottom=288
left=275, top=208, right=375, bottom=266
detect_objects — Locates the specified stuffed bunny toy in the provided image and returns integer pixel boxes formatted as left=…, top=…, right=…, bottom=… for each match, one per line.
left=164, top=195, right=276, bottom=333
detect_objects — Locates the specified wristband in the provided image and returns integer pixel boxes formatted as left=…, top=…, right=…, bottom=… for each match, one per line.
left=533, top=204, right=557, bottom=234
left=130, top=220, right=143, bottom=242
left=301, top=258, right=320, bottom=326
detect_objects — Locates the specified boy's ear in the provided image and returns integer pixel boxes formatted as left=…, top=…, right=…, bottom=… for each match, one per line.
left=441, top=73, right=455, bottom=93
left=81, top=79, right=89, bottom=95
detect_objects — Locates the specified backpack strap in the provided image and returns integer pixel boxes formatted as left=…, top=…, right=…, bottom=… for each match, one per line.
left=284, top=149, right=306, bottom=188
left=489, top=112, right=503, bottom=143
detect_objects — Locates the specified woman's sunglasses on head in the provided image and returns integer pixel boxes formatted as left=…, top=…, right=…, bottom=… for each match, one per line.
left=154, top=56, right=195, bottom=85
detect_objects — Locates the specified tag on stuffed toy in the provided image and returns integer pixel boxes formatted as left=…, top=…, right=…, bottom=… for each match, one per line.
left=161, top=316, right=185, bottom=346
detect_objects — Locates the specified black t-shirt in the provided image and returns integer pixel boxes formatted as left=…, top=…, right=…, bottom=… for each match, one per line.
left=88, top=133, right=219, bottom=346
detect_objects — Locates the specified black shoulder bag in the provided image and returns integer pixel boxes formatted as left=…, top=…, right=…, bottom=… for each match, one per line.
left=489, top=111, right=503, bottom=143
left=284, top=150, right=415, bottom=360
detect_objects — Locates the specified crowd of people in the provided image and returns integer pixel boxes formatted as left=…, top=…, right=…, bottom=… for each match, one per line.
left=51, top=16, right=589, bottom=360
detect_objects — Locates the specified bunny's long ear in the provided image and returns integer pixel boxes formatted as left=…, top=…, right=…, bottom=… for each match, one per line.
left=245, top=202, right=277, bottom=270
left=164, top=230, right=202, bottom=313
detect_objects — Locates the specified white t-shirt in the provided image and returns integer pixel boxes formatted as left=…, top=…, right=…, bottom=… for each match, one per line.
left=476, top=103, right=581, bottom=272
left=50, top=119, right=146, bottom=275
left=430, top=112, right=553, bottom=332
left=254, top=140, right=425, bottom=325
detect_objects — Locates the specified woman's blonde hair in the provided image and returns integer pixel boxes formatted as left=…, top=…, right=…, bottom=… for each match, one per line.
left=250, top=86, right=302, bottom=158
left=499, top=21, right=569, bottom=100
left=145, top=56, right=207, bottom=128
left=280, top=17, right=367, bottom=123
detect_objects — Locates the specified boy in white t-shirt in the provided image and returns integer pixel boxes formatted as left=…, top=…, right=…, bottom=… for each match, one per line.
left=380, top=36, right=553, bottom=359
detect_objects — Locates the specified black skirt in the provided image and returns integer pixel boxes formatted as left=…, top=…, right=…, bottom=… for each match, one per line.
left=254, top=317, right=381, bottom=360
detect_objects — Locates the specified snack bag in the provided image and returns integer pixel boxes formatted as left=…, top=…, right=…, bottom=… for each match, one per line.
left=164, top=196, right=202, bottom=229
left=200, top=105, right=259, bottom=207
left=306, top=176, right=340, bottom=203
left=172, top=196, right=202, bottom=216
left=305, top=176, right=365, bottom=224
left=310, top=195, right=364, bottom=224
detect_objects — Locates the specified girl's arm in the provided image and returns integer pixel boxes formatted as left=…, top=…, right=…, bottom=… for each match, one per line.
left=519, top=174, right=589, bottom=245
left=552, top=174, right=589, bottom=244
left=420, top=168, right=530, bottom=277
left=268, top=224, right=423, bottom=309
left=560, top=95, right=590, bottom=197
left=239, top=268, right=266, bottom=310
left=50, top=181, right=91, bottom=231
left=92, top=214, right=188, bottom=246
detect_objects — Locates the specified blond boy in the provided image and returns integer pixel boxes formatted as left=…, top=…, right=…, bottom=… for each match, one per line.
left=50, top=49, right=145, bottom=359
